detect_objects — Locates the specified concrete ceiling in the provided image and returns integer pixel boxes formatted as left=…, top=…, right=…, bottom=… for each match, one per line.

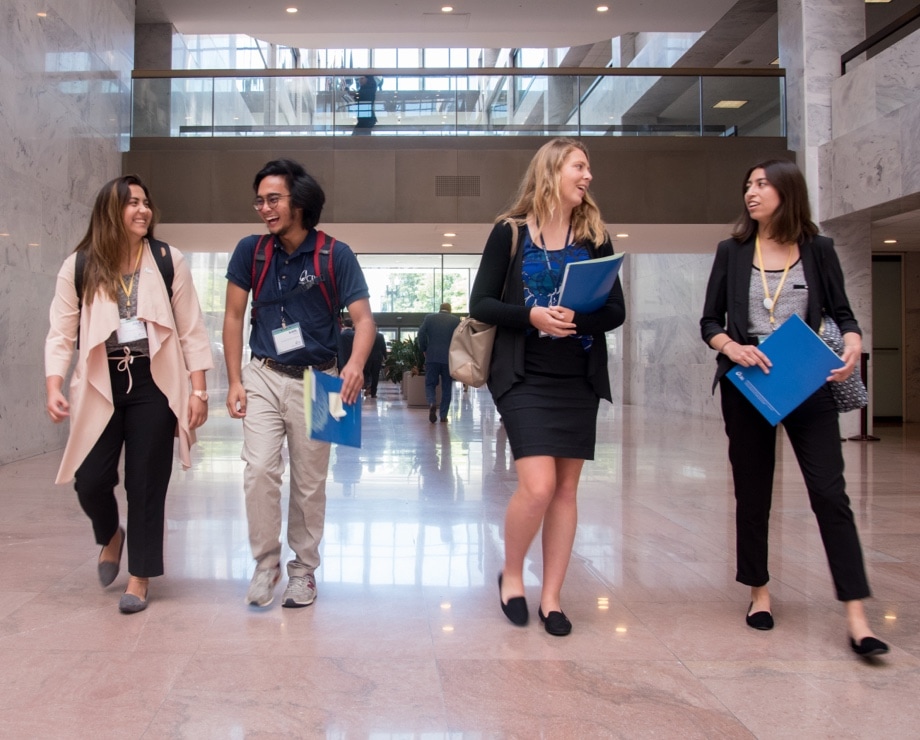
left=136, top=0, right=740, bottom=50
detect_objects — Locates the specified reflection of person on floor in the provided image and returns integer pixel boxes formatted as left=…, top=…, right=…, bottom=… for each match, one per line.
left=364, top=330, right=387, bottom=397
left=352, top=75, right=377, bottom=135
left=470, top=138, right=626, bottom=637
left=418, top=302, right=461, bottom=423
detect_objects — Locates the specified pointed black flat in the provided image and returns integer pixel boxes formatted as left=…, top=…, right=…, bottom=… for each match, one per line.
left=745, top=602, right=774, bottom=631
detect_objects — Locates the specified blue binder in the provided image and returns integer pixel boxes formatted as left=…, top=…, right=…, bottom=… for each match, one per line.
left=726, top=314, right=844, bottom=426
left=558, top=252, right=625, bottom=313
left=303, top=370, right=362, bottom=447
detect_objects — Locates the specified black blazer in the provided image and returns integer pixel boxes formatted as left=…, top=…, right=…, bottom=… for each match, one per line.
left=470, top=219, right=626, bottom=402
left=700, top=234, right=861, bottom=392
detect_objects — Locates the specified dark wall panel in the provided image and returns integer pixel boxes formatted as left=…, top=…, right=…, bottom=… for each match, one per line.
left=125, top=136, right=791, bottom=226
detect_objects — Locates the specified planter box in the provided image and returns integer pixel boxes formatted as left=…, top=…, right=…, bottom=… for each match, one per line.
left=403, top=373, right=439, bottom=407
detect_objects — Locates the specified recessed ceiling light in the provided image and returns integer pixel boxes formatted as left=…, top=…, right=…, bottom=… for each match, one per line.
left=713, top=100, right=748, bottom=109
left=597, top=5, right=609, bottom=11
left=883, top=239, right=897, bottom=244
left=443, top=232, right=456, bottom=237
left=441, top=243, right=454, bottom=248
left=615, top=233, right=629, bottom=238
left=37, top=11, right=47, bottom=17
left=441, top=5, right=454, bottom=11
left=286, top=7, right=298, bottom=13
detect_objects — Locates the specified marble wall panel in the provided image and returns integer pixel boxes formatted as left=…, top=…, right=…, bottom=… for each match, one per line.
left=825, top=113, right=903, bottom=218
left=901, top=100, right=920, bottom=196
left=622, top=253, right=721, bottom=420
left=872, top=25, right=920, bottom=117
left=0, top=0, right=133, bottom=465
left=831, top=60, right=876, bottom=138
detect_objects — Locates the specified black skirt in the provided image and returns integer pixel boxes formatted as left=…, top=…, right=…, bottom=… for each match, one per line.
left=494, top=336, right=600, bottom=460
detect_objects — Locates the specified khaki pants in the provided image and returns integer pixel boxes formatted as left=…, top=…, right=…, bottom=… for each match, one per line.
left=241, top=360, right=331, bottom=577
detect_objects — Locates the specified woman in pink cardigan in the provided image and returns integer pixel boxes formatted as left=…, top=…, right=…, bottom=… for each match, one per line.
left=45, top=175, right=213, bottom=614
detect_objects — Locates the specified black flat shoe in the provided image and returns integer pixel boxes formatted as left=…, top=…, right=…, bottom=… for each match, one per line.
left=850, top=636, right=889, bottom=657
left=498, top=573, right=528, bottom=626
left=98, top=526, right=125, bottom=587
left=538, top=606, right=572, bottom=636
left=745, top=602, right=774, bottom=631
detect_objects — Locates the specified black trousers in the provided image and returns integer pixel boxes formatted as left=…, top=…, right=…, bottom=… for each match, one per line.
left=74, top=356, right=177, bottom=578
left=719, top=378, right=870, bottom=601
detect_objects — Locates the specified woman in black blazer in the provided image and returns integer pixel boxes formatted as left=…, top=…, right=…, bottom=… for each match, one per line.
left=700, top=159, right=888, bottom=657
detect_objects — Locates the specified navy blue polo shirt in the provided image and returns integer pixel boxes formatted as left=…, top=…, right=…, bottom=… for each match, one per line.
left=226, top=230, right=370, bottom=365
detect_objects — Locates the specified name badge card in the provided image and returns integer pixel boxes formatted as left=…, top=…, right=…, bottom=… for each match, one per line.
left=116, top=318, right=147, bottom=343
left=272, top=323, right=306, bottom=354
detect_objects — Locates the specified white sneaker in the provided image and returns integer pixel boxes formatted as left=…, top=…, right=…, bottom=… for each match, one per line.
left=246, top=565, right=281, bottom=607
left=282, top=574, right=317, bottom=608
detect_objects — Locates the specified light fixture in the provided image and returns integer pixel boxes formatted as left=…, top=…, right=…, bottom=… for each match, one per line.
left=883, top=239, right=897, bottom=244
left=713, top=100, right=748, bottom=109
left=37, top=11, right=48, bottom=17
left=615, top=233, right=629, bottom=238
left=443, top=232, right=456, bottom=237
left=441, top=5, right=454, bottom=11
left=286, top=7, right=298, bottom=13
left=597, top=5, right=609, bottom=11
left=441, top=243, right=454, bottom=248
left=865, top=0, right=892, bottom=4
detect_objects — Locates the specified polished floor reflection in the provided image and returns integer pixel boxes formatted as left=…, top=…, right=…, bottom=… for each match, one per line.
left=2, top=382, right=920, bottom=737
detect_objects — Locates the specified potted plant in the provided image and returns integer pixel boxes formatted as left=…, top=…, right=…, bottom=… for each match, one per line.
left=383, top=337, right=424, bottom=384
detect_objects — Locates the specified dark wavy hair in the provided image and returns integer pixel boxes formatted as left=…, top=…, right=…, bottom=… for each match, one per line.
left=74, top=174, right=157, bottom=304
left=253, top=158, right=325, bottom=230
left=732, top=159, right=818, bottom=245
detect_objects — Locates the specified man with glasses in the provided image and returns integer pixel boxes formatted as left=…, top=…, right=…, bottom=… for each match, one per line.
left=223, top=159, right=374, bottom=609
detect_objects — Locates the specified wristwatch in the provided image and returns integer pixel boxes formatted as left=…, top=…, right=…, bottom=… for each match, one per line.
left=191, top=389, right=209, bottom=402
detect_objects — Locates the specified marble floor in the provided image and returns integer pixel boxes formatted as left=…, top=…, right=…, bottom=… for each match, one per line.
left=2, top=382, right=920, bottom=738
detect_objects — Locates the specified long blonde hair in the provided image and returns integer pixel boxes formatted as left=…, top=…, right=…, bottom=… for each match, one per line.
left=497, top=137, right=606, bottom=246
left=74, top=175, right=157, bottom=304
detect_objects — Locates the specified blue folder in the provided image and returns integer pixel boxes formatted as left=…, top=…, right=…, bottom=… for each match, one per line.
left=303, top=370, right=362, bottom=447
left=558, top=252, right=625, bottom=313
left=726, top=314, right=844, bottom=426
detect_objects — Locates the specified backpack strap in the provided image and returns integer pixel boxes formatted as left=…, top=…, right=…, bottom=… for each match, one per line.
left=249, top=234, right=274, bottom=325
left=248, top=232, right=340, bottom=326
left=73, top=239, right=174, bottom=347
left=148, top=238, right=174, bottom=300
left=313, top=231, right=339, bottom=317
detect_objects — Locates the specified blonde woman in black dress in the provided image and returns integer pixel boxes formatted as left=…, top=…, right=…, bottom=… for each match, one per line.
left=470, top=138, right=625, bottom=635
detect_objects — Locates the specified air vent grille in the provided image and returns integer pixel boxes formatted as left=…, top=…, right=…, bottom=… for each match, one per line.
left=435, top=175, right=480, bottom=197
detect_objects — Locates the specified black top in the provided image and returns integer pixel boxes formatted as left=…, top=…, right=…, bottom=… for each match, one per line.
left=470, top=220, right=626, bottom=402
left=700, top=233, right=861, bottom=391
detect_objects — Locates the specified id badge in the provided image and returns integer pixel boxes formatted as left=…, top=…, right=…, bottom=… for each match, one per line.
left=272, top=322, right=306, bottom=354
left=116, top=318, right=147, bottom=343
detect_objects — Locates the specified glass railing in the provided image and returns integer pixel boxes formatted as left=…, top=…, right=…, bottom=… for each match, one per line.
left=132, top=67, right=785, bottom=138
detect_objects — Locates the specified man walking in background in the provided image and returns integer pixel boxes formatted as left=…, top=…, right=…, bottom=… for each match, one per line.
left=418, top=302, right=460, bottom=423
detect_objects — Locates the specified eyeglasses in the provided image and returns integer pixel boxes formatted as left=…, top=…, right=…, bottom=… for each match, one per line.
left=252, top=194, right=291, bottom=211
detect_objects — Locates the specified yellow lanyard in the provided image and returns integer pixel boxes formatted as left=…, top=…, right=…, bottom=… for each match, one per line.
left=118, top=243, right=144, bottom=312
left=755, top=234, right=793, bottom=329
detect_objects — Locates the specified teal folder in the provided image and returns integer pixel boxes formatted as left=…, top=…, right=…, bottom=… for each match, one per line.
left=303, top=370, right=362, bottom=448
left=558, top=252, right=625, bottom=313
left=726, top=314, right=844, bottom=426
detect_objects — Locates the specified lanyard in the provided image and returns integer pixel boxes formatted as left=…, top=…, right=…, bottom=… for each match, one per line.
left=538, top=224, right=572, bottom=305
left=755, top=234, right=793, bottom=329
left=118, top=242, right=144, bottom=311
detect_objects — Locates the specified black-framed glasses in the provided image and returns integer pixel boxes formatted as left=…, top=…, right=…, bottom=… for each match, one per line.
left=252, top=194, right=291, bottom=211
